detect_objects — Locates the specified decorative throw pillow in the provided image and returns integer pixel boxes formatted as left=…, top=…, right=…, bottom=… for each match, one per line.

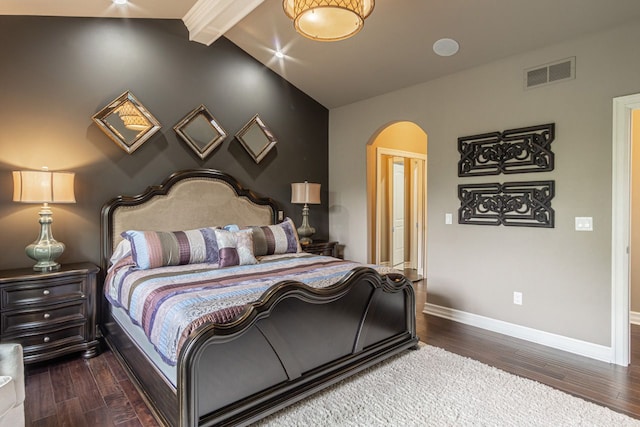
left=121, top=227, right=219, bottom=270
left=249, top=217, right=302, bottom=256
left=214, top=228, right=258, bottom=268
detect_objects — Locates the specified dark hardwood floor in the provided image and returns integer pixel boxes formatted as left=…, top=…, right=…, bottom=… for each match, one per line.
left=24, top=279, right=640, bottom=425
left=24, top=348, right=159, bottom=427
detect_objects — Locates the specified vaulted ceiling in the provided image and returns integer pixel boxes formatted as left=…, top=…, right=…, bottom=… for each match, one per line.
left=3, top=0, right=640, bottom=108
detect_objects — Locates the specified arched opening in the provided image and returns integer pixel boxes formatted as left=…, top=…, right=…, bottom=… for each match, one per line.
left=366, top=121, right=428, bottom=278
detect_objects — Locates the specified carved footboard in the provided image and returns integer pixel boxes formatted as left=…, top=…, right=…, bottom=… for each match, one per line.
left=180, top=267, right=417, bottom=427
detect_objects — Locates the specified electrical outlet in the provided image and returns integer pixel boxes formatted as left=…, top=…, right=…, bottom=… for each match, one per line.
left=513, top=291, right=523, bottom=305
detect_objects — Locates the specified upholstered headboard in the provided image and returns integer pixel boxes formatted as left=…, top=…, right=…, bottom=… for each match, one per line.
left=100, top=169, right=279, bottom=272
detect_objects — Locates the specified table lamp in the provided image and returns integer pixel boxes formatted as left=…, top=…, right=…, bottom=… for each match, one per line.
left=291, top=181, right=321, bottom=245
left=12, top=168, right=76, bottom=271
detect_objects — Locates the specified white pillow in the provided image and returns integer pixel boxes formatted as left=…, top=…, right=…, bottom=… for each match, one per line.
left=109, top=240, right=132, bottom=266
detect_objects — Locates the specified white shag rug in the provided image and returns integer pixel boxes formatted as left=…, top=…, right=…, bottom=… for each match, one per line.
left=256, top=344, right=640, bottom=426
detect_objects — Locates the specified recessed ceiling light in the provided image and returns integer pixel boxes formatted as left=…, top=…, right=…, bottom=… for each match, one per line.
left=113, top=0, right=128, bottom=5
left=275, top=51, right=285, bottom=59
left=433, top=38, right=459, bottom=57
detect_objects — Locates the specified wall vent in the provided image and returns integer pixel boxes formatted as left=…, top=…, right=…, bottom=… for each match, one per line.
left=524, top=57, right=575, bottom=89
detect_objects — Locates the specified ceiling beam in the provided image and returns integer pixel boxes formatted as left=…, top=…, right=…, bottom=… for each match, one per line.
left=183, top=0, right=264, bottom=46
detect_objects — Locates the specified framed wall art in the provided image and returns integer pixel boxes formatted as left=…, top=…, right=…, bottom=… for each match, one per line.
left=174, top=105, right=227, bottom=160
left=458, top=180, right=555, bottom=228
left=235, top=114, right=277, bottom=164
left=458, top=123, right=555, bottom=177
left=92, top=91, right=161, bottom=154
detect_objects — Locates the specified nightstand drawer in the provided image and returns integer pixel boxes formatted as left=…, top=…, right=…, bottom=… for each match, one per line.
left=5, top=324, right=86, bottom=352
left=1, top=277, right=86, bottom=310
left=1, top=301, right=86, bottom=335
left=0, top=262, right=99, bottom=362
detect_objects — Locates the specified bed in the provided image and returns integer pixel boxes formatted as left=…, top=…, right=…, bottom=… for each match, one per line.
left=99, top=168, right=418, bottom=427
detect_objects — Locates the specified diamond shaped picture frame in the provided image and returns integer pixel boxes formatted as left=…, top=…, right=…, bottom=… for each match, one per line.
left=235, top=114, right=277, bottom=164
left=92, top=91, right=162, bottom=154
left=174, top=105, right=227, bottom=160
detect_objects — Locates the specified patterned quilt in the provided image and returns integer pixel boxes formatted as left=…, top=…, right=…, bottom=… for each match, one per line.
left=105, top=253, right=393, bottom=365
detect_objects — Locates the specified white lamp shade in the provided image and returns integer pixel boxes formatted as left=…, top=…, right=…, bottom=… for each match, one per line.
left=13, top=170, right=76, bottom=203
left=291, top=182, right=321, bottom=204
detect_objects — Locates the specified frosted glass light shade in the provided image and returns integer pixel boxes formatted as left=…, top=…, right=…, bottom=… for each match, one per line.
left=283, top=0, right=375, bottom=42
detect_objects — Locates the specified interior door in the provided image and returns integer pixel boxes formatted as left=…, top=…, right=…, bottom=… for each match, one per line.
left=375, top=148, right=426, bottom=275
left=392, top=158, right=405, bottom=269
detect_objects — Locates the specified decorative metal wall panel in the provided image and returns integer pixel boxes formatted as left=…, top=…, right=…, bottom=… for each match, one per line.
left=458, top=181, right=555, bottom=227
left=458, top=123, right=555, bottom=176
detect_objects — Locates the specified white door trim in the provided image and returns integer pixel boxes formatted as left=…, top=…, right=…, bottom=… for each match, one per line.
left=611, top=93, right=640, bottom=365
left=375, top=148, right=427, bottom=272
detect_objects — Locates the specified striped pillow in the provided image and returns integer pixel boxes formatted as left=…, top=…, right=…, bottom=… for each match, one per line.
left=121, top=228, right=219, bottom=270
left=249, top=217, right=302, bottom=256
left=214, top=228, right=258, bottom=268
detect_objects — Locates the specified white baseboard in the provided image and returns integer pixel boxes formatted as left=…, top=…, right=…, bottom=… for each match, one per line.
left=423, top=303, right=613, bottom=363
left=630, top=311, right=640, bottom=325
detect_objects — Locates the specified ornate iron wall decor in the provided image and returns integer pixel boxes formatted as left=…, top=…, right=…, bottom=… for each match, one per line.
left=458, top=123, right=555, bottom=177
left=458, top=181, right=555, bottom=227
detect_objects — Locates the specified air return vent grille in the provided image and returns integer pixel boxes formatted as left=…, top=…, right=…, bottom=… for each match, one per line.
left=524, top=57, right=575, bottom=89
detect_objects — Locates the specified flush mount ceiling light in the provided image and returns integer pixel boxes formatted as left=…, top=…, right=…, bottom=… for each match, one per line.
left=283, top=0, right=375, bottom=42
left=433, top=38, right=460, bottom=57
left=113, top=0, right=128, bottom=4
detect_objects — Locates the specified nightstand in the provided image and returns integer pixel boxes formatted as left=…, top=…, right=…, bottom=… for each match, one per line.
left=0, top=262, right=100, bottom=364
left=302, top=240, right=340, bottom=258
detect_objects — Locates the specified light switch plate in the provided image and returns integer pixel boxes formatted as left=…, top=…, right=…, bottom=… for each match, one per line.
left=445, top=213, right=453, bottom=225
left=575, top=217, right=593, bottom=231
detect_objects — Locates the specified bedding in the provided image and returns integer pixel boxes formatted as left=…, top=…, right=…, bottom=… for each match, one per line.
left=249, top=217, right=301, bottom=256
left=120, top=224, right=244, bottom=269
left=100, top=169, right=417, bottom=427
left=122, top=227, right=220, bottom=269
left=213, top=228, right=258, bottom=267
left=105, top=252, right=395, bottom=366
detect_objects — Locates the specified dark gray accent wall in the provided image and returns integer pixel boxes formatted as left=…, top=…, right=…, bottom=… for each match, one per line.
left=0, top=16, right=328, bottom=270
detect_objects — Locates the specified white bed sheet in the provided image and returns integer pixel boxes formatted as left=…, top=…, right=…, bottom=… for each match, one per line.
left=111, top=304, right=178, bottom=388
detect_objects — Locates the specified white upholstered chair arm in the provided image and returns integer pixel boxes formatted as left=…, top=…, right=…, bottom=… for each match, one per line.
left=0, top=343, right=25, bottom=427
left=0, top=344, right=24, bottom=404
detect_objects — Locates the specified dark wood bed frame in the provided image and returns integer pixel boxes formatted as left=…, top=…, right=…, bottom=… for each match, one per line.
left=99, top=169, right=418, bottom=426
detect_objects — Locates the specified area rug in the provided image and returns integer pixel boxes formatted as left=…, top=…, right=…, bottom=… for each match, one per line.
left=257, top=344, right=640, bottom=426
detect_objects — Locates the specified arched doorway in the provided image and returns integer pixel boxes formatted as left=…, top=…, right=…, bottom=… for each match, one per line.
left=366, top=122, right=428, bottom=278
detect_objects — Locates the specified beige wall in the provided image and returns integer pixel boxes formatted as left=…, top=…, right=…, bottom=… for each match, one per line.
left=631, top=110, right=640, bottom=312
left=329, top=20, right=640, bottom=346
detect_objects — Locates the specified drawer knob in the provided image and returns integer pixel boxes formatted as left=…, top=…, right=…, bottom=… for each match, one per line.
left=43, top=289, right=50, bottom=296
left=43, top=313, right=51, bottom=319
left=43, top=336, right=50, bottom=343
